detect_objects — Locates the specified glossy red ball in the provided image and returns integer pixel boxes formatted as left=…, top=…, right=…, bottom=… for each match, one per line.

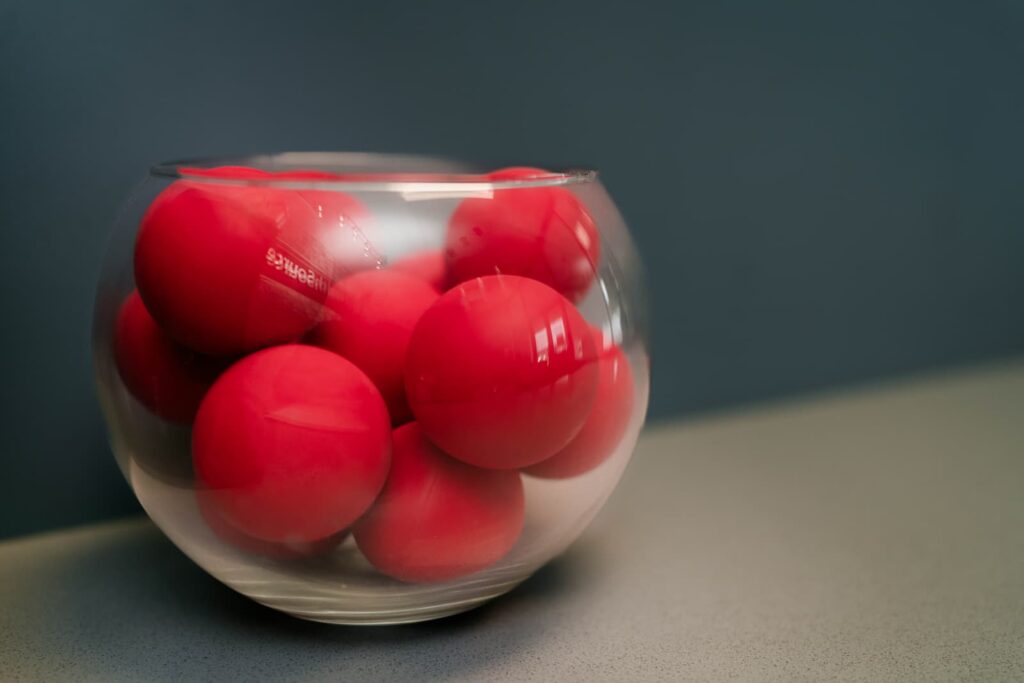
left=405, top=275, right=599, bottom=469
left=445, top=167, right=600, bottom=302
left=354, top=422, right=524, bottom=583
left=193, top=345, right=391, bottom=543
left=135, top=180, right=333, bottom=355
left=524, top=336, right=634, bottom=479
left=312, top=270, right=439, bottom=425
left=114, top=290, right=227, bottom=423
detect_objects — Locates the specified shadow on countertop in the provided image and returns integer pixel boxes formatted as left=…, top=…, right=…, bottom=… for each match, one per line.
left=0, top=519, right=603, bottom=682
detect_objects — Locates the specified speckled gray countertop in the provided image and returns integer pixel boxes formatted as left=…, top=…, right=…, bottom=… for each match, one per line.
left=2, top=359, right=1023, bottom=682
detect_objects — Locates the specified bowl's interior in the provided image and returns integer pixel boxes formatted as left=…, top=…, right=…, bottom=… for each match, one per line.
left=95, top=152, right=644, bottom=624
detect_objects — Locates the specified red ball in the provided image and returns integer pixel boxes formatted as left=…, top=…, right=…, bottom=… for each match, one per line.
left=390, top=250, right=448, bottom=292
left=193, top=344, right=391, bottom=543
left=405, top=275, right=599, bottom=469
left=135, top=180, right=333, bottom=355
left=311, top=270, right=439, bottom=425
left=354, top=422, right=524, bottom=582
left=445, top=167, right=600, bottom=302
left=114, top=290, right=227, bottom=423
left=524, top=335, right=634, bottom=478
left=196, top=490, right=347, bottom=559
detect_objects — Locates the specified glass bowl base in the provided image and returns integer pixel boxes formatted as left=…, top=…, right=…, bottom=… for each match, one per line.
left=279, top=580, right=524, bottom=625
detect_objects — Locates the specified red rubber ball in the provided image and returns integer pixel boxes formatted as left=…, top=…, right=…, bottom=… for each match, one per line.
left=135, top=180, right=333, bottom=355
left=354, top=422, right=524, bottom=583
left=524, top=335, right=634, bottom=479
left=114, top=290, right=227, bottom=423
left=312, top=270, right=439, bottom=425
left=193, top=344, right=391, bottom=543
left=445, top=167, right=600, bottom=302
left=405, top=275, right=599, bottom=469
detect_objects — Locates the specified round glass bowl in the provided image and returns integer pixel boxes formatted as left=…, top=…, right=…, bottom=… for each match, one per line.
left=93, top=152, right=649, bottom=624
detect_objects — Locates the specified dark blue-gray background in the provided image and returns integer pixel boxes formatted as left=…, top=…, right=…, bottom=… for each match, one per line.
left=1, top=0, right=1022, bottom=539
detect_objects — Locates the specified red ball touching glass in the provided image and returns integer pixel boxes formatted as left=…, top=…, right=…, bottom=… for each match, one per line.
left=405, top=274, right=600, bottom=469
left=134, top=180, right=333, bottom=355
left=354, top=422, right=525, bottom=583
left=524, top=330, right=635, bottom=478
left=445, top=166, right=600, bottom=302
left=114, top=290, right=227, bottom=423
left=192, top=344, right=391, bottom=543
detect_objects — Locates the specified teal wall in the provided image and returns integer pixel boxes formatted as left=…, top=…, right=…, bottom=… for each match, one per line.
left=1, top=0, right=1022, bottom=538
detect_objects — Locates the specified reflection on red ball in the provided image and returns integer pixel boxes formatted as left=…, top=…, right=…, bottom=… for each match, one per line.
left=114, top=290, right=227, bottom=423
left=390, top=250, right=448, bottom=292
left=312, top=270, right=439, bottom=425
left=524, top=334, right=634, bottom=479
left=196, top=490, right=346, bottom=559
left=135, top=180, right=333, bottom=354
left=445, top=167, right=599, bottom=302
left=291, top=186, right=374, bottom=280
left=405, top=275, right=599, bottom=469
left=259, top=170, right=375, bottom=278
left=354, top=422, right=524, bottom=583
left=193, top=345, right=391, bottom=543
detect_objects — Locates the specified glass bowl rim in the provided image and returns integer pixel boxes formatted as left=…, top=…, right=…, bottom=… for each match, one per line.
left=150, top=152, right=598, bottom=192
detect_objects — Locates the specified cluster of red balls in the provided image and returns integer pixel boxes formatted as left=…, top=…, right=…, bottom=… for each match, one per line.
left=114, top=165, right=634, bottom=582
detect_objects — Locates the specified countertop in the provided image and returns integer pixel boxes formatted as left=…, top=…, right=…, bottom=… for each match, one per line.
left=2, top=359, right=1023, bottom=681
